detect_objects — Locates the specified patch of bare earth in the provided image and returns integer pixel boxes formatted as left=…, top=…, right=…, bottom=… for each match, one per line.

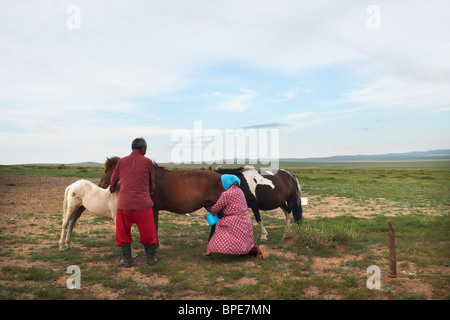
left=303, top=195, right=446, bottom=219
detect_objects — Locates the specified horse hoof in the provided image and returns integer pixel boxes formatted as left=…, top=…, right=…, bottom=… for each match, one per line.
left=260, top=236, right=268, bottom=241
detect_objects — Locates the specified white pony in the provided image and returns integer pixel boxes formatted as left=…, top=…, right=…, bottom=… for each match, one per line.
left=59, top=179, right=118, bottom=251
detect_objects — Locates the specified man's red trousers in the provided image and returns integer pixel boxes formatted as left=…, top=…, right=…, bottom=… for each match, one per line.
left=115, top=208, right=157, bottom=246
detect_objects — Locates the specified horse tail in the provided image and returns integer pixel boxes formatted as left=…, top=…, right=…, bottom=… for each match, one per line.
left=62, top=185, right=70, bottom=220
left=291, top=174, right=303, bottom=224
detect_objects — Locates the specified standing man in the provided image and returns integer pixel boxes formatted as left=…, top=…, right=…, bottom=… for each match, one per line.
left=109, top=137, right=157, bottom=267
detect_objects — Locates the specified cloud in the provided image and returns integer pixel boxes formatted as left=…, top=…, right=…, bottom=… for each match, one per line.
left=288, top=112, right=316, bottom=120
left=239, top=123, right=285, bottom=129
left=322, top=1, right=450, bottom=113
left=270, top=92, right=296, bottom=103
left=276, top=111, right=326, bottom=132
left=0, top=124, right=178, bottom=164
left=1, top=1, right=449, bottom=163
left=214, top=89, right=257, bottom=112
left=0, top=1, right=368, bottom=106
left=342, top=74, right=450, bottom=112
left=3, top=1, right=449, bottom=111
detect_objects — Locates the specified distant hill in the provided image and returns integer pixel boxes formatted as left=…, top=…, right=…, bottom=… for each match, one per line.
left=281, top=149, right=450, bottom=162
left=14, top=149, right=450, bottom=167
left=66, top=161, right=103, bottom=167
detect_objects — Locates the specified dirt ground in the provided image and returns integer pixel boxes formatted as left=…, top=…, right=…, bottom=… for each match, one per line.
left=0, top=174, right=447, bottom=300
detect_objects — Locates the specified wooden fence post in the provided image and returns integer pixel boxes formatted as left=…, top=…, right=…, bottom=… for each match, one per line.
left=388, top=220, right=397, bottom=278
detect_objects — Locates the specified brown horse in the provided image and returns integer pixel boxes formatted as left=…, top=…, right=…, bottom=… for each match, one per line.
left=99, top=157, right=225, bottom=243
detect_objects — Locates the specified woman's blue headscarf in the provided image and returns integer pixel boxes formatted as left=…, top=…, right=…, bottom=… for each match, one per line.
left=221, top=174, right=241, bottom=191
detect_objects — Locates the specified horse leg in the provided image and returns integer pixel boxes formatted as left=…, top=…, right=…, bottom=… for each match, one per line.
left=65, top=206, right=84, bottom=250
left=250, top=205, right=267, bottom=241
left=280, top=206, right=294, bottom=241
left=281, top=206, right=293, bottom=230
left=59, top=213, right=71, bottom=251
left=258, top=220, right=268, bottom=241
left=59, top=186, right=72, bottom=251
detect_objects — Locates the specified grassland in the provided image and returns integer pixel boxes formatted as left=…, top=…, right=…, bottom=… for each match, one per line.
left=0, top=161, right=448, bottom=300
left=0, top=164, right=104, bottom=179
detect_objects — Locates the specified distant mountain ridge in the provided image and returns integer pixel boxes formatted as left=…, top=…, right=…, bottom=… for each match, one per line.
left=281, top=149, right=450, bottom=162
left=16, top=149, right=450, bottom=166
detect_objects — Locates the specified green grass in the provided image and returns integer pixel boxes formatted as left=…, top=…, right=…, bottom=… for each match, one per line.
left=1, top=266, right=58, bottom=281
left=292, top=166, right=450, bottom=208
left=0, top=162, right=449, bottom=300
left=4, top=213, right=446, bottom=300
left=0, top=164, right=104, bottom=179
left=290, top=218, right=357, bottom=253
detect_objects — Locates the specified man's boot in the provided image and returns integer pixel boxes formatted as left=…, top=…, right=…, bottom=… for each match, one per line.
left=144, top=244, right=157, bottom=266
left=120, top=243, right=132, bottom=268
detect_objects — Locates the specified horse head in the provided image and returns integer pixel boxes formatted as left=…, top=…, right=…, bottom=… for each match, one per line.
left=98, top=156, right=120, bottom=188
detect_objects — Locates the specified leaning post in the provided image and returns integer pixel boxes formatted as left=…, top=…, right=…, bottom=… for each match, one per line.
left=388, top=220, right=397, bottom=278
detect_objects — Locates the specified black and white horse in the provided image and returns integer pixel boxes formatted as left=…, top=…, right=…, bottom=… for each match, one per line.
left=214, top=166, right=303, bottom=240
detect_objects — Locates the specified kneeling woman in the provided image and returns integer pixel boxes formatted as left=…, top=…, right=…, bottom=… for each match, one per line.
left=205, top=174, right=269, bottom=259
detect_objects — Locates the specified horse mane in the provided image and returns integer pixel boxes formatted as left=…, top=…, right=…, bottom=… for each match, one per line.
left=214, top=166, right=245, bottom=175
left=153, top=162, right=170, bottom=171
left=104, top=157, right=170, bottom=172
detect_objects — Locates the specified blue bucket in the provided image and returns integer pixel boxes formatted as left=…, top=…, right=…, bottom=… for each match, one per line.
left=205, top=213, right=219, bottom=226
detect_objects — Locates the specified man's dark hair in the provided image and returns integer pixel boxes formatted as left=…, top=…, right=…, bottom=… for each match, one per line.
left=132, top=137, right=147, bottom=150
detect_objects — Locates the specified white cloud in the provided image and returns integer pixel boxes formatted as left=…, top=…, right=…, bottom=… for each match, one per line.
left=270, top=91, right=296, bottom=103
left=341, top=72, right=450, bottom=112
left=2, top=1, right=449, bottom=108
left=324, top=1, right=450, bottom=113
left=215, top=89, right=257, bottom=112
left=0, top=124, right=177, bottom=164
left=1, top=1, right=449, bottom=163
left=288, top=112, right=316, bottom=120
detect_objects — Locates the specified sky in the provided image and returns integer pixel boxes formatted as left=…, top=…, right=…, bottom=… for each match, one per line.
left=1, top=0, right=449, bottom=165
